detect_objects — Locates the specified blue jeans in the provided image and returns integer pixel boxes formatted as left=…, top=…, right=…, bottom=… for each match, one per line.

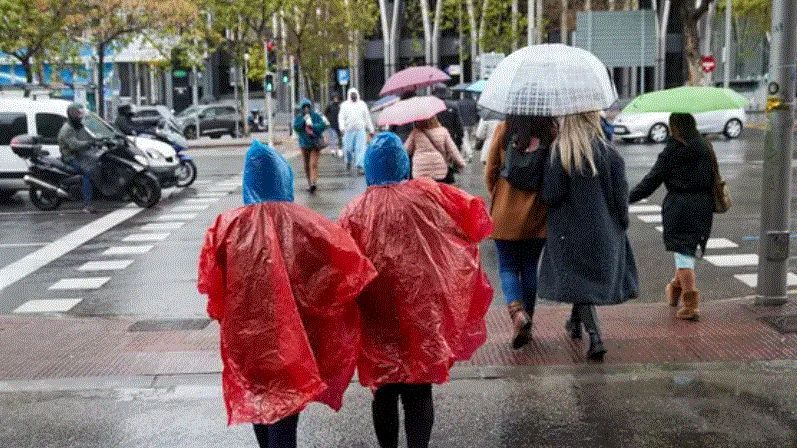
left=67, top=158, right=94, bottom=206
left=343, top=129, right=367, bottom=168
left=494, top=239, right=545, bottom=311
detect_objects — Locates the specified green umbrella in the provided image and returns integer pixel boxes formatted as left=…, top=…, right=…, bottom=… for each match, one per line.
left=622, top=86, right=748, bottom=114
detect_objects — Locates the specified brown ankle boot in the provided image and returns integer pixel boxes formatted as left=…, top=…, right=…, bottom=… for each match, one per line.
left=508, top=301, right=531, bottom=349
left=676, top=291, right=700, bottom=321
left=666, top=280, right=682, bottom=307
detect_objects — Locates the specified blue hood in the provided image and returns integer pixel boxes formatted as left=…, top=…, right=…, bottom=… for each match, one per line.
left=242, top=140, right=294, bottom=204
left=298, top=98, right=313, bottom=111
left=364, top=132, right=410, bottom=186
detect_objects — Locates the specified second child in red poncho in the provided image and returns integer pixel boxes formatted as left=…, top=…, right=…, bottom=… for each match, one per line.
left=339, top=132, right=494, bottom=448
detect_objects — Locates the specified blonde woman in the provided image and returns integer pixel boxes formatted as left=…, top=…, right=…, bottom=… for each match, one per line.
left=538, top=111, right=639, bottom=362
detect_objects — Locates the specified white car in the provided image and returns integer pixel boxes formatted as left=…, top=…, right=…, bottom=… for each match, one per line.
left=0, top=98, right=180, bottom=198
left=612, top=108, right=746, bottom=144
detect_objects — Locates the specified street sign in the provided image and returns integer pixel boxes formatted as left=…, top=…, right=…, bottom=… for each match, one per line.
left=701, top=55, right=717, bottom=74
left=336, top=68, right=350, bottom=86
left=479, top=52, right=505, bottom=80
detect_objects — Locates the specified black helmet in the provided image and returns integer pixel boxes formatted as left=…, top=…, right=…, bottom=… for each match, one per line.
left=66, top=103, right=86, bottom=128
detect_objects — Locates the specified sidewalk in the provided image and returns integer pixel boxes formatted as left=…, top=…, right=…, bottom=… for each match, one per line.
left=1, top=298, right=794, bottom=381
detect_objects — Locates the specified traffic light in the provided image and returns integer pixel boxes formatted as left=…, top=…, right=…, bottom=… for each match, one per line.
left=281, top=69, right=289, bottom=84
left=265, top=73, right=274, bottom=92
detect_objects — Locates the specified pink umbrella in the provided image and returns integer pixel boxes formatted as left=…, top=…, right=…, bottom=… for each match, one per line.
left=379, top=66, right=451, bottom=97
left=377, top=96, right=446, bottom=126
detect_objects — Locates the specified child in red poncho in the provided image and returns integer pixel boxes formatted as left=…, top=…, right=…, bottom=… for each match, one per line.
left=339, top=132, right=494, bottom=448
left=197, top=141, right=376, bottom=448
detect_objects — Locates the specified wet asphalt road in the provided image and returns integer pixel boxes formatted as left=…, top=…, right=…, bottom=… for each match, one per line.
left=0, top=129, right=794, bottom=317
left=0, top=362, right=794, bottom=447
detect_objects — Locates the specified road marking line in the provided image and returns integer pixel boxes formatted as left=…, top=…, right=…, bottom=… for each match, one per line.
left=78, top=260, right=134, bottom=271
left=171, top=205, right=209, bottom=212
left=13, top=298, right=83, bottom=313
left=0, top=242, right=50, bottom=248
left=734, top=273, right=797, bottom=288
left=629, top=205, right=662, bottom=214
left=154, top=213, right=197, bottom=221
left=123, top=233, right=170, bottom=242
left=704, top=254, right=759, bottom=267
left=184, top=198, right=219, bottom=204
left=49, top=277, right=110, bottom=290
left=103, top=245, right=154, bottom=256
left=654, top=226, right=664, bottom=233
left=637, top=214, right=663, bottom=223
left=705, top=238, right=739, bottom=250
left=141, top=222, right=185, bottom=231
left=193, top=193, right=228, bottom=198
left=0, top=207, right=142, bottom=292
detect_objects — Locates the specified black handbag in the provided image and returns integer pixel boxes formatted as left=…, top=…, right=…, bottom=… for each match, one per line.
left=500, top=133, right=549, bottom=191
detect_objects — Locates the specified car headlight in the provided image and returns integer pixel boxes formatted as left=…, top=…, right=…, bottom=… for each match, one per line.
left=133, top=154, right=150, bottom=166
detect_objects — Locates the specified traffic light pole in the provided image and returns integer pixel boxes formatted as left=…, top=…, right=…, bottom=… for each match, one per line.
left=264, top=40, right=273, bottom=147
left=756, top=0, right=797, bottom=305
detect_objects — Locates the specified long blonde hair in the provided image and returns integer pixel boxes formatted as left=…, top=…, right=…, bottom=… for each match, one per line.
left=555, top=111, right=605, bottom=176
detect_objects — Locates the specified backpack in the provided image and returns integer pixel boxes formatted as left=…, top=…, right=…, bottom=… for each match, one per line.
left=500, top=133, right=549, bottom=191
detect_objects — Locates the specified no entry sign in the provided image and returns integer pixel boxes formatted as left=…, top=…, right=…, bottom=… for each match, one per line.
left=701, top=55, right=717, bottom=74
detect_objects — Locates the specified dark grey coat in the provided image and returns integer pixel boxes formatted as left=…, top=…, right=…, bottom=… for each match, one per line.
left=629, top=137, right=714, bottom=256
left=538, top=140, right=639, bottom=305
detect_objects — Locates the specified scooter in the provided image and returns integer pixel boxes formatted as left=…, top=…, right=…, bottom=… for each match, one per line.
left=140, top=119, right=197, bottom=187
left=10, top=134, right=161, bottom=211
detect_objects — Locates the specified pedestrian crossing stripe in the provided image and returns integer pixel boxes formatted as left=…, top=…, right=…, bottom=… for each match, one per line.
left=13, top=298, right=83, bottom=313
left=703, top=254, right=758, bottom=267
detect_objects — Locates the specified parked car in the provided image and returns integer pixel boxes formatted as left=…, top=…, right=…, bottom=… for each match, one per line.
left=0, top=98, right=180, bottom=198
left=129, top=104, right=179, bottom=132
left=174, top=104, right=243, bottom=140
left=612, top=108, right=746, bottom=144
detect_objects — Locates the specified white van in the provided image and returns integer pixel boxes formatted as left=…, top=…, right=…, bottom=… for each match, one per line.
left=0, top=98, right=179, bottom=198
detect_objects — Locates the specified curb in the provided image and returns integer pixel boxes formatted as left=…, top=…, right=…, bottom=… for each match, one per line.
left=2, top=360, right=794, bottom=393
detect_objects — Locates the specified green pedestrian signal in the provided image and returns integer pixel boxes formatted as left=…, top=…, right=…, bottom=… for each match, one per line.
left=265, top=74, right=274, bottom=92
left=281, top=70, right=289, bottom=84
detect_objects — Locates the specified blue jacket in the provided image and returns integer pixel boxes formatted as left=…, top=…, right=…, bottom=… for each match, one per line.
left=242, top=140, right=294, bottom=204
left=293, top=99, right=327, bottom=150
left=364, top=132, right=410, bottom=186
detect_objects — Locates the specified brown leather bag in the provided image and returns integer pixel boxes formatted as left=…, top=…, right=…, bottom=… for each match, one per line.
left=708, top=143, right=731, bottom=213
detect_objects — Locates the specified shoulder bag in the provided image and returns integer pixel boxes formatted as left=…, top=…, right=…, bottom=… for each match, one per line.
left=707, top=143, right=731, bottom=213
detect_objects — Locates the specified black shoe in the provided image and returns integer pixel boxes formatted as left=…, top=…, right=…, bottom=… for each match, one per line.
left=308, top=184, right=317, bottom=194
left=565, top=319, right=582, bottom=339
left=82, top=205, right=98, bottom=214
left=586, top=333, right=607, bottom=362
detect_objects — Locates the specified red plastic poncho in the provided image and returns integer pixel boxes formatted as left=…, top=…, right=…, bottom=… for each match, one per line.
left=198, top=202, right=377, bottom=425
left=339, top=178, right=494, bottom=391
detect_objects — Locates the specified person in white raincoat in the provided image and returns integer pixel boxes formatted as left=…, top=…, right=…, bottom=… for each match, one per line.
left=338, top=88, right=375, bottom=173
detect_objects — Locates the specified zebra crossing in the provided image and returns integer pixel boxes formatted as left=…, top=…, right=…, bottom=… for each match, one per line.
left=630, top=203, right=794, bottom=291
left=11, top=177, right=241, bottom=315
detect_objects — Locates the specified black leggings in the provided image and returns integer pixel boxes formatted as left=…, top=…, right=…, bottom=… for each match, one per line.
left=372, top=383, right=434, bottom=448
left=253, top=414, right=299, bottom=448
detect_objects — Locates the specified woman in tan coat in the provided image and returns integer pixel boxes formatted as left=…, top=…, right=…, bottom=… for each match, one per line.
left=405, top=117, right=466, bottom=183
left=485, top=116, right=557, bottom=349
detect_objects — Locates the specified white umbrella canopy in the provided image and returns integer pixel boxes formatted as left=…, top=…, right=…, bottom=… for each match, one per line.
left=478, top=44, right=617, bottom=117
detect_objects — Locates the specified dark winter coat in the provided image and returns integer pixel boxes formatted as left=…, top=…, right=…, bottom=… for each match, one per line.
left=629, top=137, right=714, bottom=256
left=437, top=100, right=464, bottom=148
left=325, top=101, right=341, bottom=133
left=458, top=96, right=479, bottom=128
left=538, top=140, right=639, bottom=305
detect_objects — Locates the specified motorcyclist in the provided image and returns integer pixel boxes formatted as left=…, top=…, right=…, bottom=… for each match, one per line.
left=58, top=103, right=98, bottom=213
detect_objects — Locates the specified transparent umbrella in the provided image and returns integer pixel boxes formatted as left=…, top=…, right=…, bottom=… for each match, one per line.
left=478, top=44, right=617, bottom=117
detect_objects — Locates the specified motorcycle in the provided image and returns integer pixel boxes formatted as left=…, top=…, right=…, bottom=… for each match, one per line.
left=140, top=119, right=197, bottom=187
left=10, top=134, right=161, bottom=211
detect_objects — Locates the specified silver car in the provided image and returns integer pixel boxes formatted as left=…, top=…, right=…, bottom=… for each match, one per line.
left=612, top=108, right=746, bottom=144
